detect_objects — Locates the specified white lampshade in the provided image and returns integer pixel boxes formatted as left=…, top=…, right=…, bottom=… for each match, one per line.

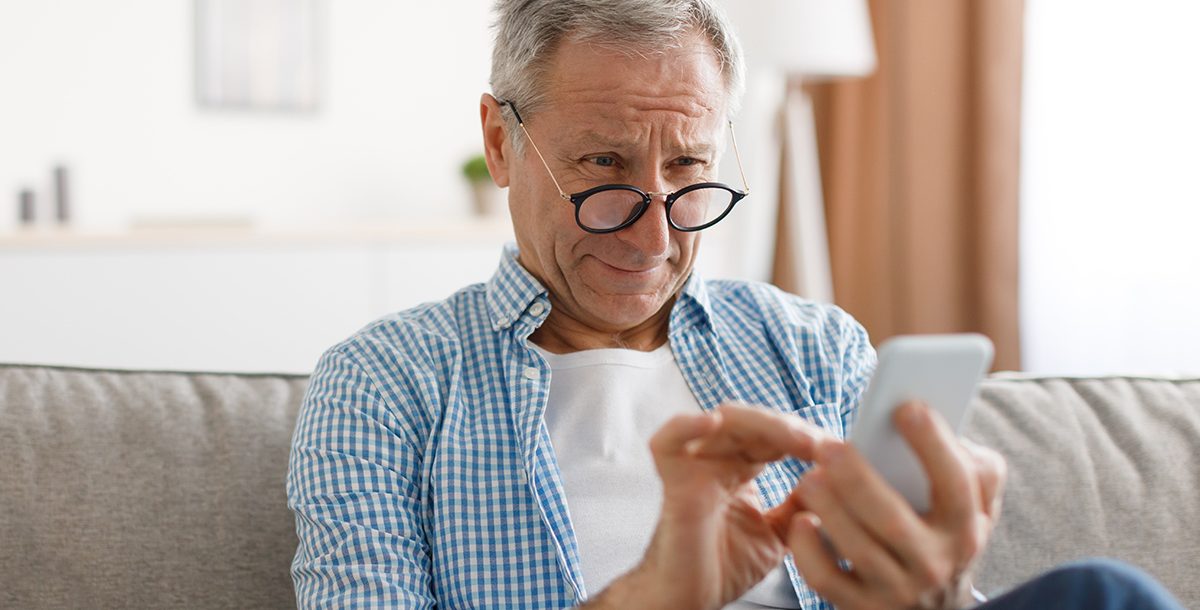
left=719, top=0, right=877, bottom=78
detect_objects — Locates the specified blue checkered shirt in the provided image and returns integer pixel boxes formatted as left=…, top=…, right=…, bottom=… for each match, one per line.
left=287, top=244, right=876, bottom=609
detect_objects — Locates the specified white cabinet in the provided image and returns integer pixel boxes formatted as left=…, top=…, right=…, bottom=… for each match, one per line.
left=0, top=220, right=513, bottom=373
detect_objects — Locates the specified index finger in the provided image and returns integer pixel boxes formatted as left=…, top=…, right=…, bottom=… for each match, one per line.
left=686, top=402, right=829, bottom=463
left=649, top=411, right=722, bottom=457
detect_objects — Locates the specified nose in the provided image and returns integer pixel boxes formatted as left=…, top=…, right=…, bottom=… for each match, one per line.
left=616, top=166, right=672, bottom=256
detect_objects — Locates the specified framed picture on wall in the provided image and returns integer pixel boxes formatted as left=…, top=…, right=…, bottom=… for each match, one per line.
left=194, top=0, right=323, bottom=111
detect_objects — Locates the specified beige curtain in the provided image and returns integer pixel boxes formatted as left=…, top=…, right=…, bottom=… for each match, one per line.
left=775, top=0, right=1025, bottom=371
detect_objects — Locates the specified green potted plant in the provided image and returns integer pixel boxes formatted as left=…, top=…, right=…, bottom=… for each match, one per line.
left=461, top=154, right=501, bottom=216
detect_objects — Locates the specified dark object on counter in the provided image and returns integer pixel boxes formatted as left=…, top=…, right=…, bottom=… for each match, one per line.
left=18, top=189, right=35, bottom=225
left=54, top=165, right=70, bottom=224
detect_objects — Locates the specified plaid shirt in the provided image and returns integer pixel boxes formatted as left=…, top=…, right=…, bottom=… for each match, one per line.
left=288, top=244, right=876, bottom=609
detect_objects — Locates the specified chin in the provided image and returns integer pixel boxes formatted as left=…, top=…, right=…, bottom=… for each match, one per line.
left=585, top=292, right=669, bottom=328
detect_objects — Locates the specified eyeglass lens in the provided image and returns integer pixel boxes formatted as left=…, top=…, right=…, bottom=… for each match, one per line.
left=576, top=186, right=735, bottom=232
left=668, top=187, right=734, bottom=230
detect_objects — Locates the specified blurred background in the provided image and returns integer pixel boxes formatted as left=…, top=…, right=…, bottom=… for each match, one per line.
left=1, top=0, right=1197, bottom=375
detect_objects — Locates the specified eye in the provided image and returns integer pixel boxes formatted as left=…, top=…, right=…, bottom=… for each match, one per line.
left=676, top=157, right=705, bottom=167
left=588, top=155, right=618, bottom=168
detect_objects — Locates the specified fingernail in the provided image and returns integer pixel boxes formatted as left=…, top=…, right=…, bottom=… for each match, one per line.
left=707, top=410, right=723, bottom=427
left=805, top=514, right=822, bottom=530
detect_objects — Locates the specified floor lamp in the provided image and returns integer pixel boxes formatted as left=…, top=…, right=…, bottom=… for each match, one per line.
left=718, top=1, right=876, bottom=301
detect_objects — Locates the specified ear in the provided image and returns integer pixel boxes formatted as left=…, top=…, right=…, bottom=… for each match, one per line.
left=479, top=93, right=512, bottom=188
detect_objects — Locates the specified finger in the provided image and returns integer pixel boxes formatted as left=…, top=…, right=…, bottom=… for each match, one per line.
left=650, top=411, right=768, bottom=491
left=764, top=475, right=809, bottom=540
left=796, top=469, right=915, bottom=601
left=787, top=513, right=870, bottom=609
left=686, top=403, right=812, bottom=462
left=960, top=438, right=1007, bottom=522
left=686, top=402, right=826, bottom=463
left=650, top=411, right=721, bottom=462
left=813, top=440, right=932, bottom=568
left=893, top=402, right=979, bottom=524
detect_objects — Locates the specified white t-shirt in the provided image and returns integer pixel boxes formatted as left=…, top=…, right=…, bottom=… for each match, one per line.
left=536, top=343, right=801, bottom=609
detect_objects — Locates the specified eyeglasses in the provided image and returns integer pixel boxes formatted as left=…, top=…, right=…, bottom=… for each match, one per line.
left=500, top=100, right=751, bottom=234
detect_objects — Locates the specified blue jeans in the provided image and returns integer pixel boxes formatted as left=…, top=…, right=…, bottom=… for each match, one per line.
left=980, top=559, right=1185, bottom=610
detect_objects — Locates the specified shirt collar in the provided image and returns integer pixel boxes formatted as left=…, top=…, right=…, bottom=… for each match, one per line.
left=484, top=242, right=716, bottom=333
left=671, top=269, right=715, bottom=332
left=486, top=243, right=550, bottom=332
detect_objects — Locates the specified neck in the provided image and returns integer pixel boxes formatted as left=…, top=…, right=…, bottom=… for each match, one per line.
left=529, top=296, right=674, bottom=354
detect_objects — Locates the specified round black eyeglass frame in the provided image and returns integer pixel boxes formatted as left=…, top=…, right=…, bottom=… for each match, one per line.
left=499, top=99, right=751, bottom=234
left=566, top=182, right=746, bottom=234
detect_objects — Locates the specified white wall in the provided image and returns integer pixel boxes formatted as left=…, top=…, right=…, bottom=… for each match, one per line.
left=0, top=0, right=495, bottom=231
left=1021, top=0, right=1200, bottom=375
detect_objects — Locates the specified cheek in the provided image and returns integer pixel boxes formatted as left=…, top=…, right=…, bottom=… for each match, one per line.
left=673, top=231, right=700, bottom=262
left=510, top=162, right=576, bottom=223
left=519, top=199, right=588, bottom=269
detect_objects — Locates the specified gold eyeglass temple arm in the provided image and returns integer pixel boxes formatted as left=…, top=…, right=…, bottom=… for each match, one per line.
left=516, top=121, right=572, bottom=201
left=728, top=121, right=751, bottom=194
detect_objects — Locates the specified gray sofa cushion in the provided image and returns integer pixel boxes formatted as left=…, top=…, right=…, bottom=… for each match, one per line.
left=3, top=365, right=1197, bottom=608
left=0, top=364, right=307, bottom=609
left=964, top=375, right=1200, bottom=604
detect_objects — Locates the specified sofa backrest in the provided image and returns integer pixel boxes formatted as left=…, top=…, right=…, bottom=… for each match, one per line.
left=3, top=365, right=1198, bottom=608
left=963, top=375, right=1200, bottom=604
left=0, top=364, right=307, bottom=609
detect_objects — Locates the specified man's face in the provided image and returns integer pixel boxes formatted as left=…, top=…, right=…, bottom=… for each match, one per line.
left=500, top=33, right=727, bottom=334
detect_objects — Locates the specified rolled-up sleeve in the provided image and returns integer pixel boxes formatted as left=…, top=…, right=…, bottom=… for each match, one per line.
left=287, top=347, right=435, bottom=609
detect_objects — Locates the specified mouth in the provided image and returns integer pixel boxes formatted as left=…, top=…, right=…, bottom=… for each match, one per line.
left=577, top=253, right=675, bottom=297
left=596, top=258, right=660, bottom=275
left=600, top=259, right=657, bottom=273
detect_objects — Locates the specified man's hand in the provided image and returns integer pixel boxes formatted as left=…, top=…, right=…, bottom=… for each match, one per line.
left=585, top=402, right=830, bottom=610
left=786, top=402, right=1006, bottom=609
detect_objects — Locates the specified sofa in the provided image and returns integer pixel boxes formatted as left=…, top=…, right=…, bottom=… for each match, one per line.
left=2, top=363, right=1197, bottom=608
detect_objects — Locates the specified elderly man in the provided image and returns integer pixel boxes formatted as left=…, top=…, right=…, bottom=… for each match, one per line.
left=288, top=1, right=1183, bottom=608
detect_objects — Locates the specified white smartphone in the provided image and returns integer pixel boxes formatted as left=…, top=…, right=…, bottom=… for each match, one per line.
left=847, top=334, right=994, bottom=513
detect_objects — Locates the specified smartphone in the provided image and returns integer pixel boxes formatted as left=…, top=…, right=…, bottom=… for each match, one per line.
left=847, top=334, right=994, bottom=513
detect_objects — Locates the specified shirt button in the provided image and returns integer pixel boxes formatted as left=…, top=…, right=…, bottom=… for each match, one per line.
left=529, top=302, right=545, bottom=316
left=523, top=367, right=540, bottom=381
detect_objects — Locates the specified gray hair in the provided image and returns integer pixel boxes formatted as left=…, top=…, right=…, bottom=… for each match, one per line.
left=489, top=0, right=745, bottom=150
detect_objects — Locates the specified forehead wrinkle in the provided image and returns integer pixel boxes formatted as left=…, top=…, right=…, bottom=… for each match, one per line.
left=557, top=91, right=717, bottom=119
left=552, top=98, right=722, bottom=142
left=561, top=124, right=721, bottom=158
